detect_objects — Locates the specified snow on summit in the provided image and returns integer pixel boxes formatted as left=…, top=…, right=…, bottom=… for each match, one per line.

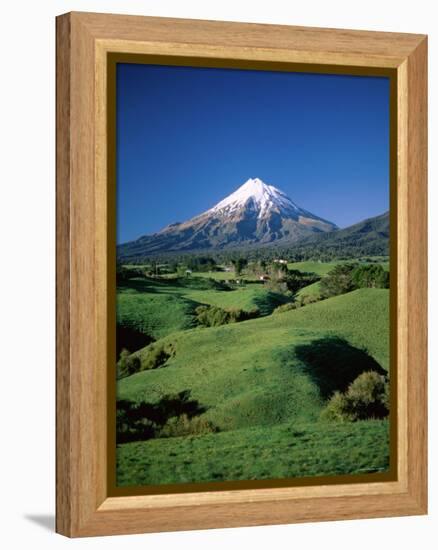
left=209, top=177, right=302, bottom=219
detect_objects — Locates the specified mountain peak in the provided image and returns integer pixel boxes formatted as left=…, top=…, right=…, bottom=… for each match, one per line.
left=241, top=177, right=269, bottom=191
left=209, top=177, right=301, bottom=219
left=237, top=177, right=275, bottom=198
left=118, top=177, right=338, bottom=256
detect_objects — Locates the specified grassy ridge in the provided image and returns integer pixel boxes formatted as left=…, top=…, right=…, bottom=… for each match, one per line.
left=118, top=289, right=389, bottom=433
left=186, top=284, right=290, bottom=315
left=297, top=281, right=321, bottom=298
left=117, top=276, right=291, bottom=341
left=117, top=292, right=196, bottom=340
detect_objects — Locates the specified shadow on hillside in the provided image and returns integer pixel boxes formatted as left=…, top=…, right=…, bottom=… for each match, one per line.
left=116, top=390, right=208, bottom=443
left=252, top=291, right=291, bottom=316
left=117, top=277, right=162, bottom=294
left=116, top=324, right=155, bottom=359
left=295, top=337, right=386, bottom=399
left=117, top=275, right=230, bottom=295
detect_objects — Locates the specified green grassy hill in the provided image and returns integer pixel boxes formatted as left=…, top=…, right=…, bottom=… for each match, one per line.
left=287, top=261, right=341, bottom=276
left=297, top=281, right=322, bottom=298
left=290, top=259, right=389, bottom=300
left=187, top=284, right=290, bottom=316
left=117, top=419, right=389, bottom=486
left=117, top=276, right=291, bottom=342
left=117, top=280, right=197, bottom=340
left=117, top=288, right=389, bottom=486
left=119, top=288, right=389, bottom=412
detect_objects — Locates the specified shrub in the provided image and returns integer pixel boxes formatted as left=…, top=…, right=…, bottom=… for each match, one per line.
left=321, top=370, right=389, bottom=422
left=116, top=391, right=212, bottom=443
left=195, top=305, right=227, bottom=327
left=382, top=380, right=390, bottom=410
left=116, top=399, right=157, bottom=442
left=346, top=370, right=389, bottom=419
left=320, top=264, right=357, bottom=298
left=118, top=349, right=141, bottom=378
left=320, top=263, right=389, bottom=299
left=159, top=414, right=218, bottom=438
left=273, top=295, right=321, bottom=314
left=140, top=341, right=174, bottom=371
left=351, top=264, right=389, bottom=289
left=320, top=391, right=355, bottom=422
left=228, top=307, right=260, bottom=322
left=264, top=279, right=289, bottom=294
left=284, top=269, right=320, bottom=293
left=116, top=263, right=143, bottom=283
left=273, top=302, right=299, bottom=314
left=300, top=294, right=320, bottom=306
left=231, top=258, right=248, bottom=276
left=184, top=256, right=218, bottom=272
left=195, top=305, right=259, bottom=327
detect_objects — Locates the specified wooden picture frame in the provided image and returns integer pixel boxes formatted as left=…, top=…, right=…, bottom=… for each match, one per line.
left=56, top=11, right=427, bottom=537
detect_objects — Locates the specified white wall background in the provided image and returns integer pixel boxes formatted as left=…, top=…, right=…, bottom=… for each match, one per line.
left=0, top=0, right=435, bottom=547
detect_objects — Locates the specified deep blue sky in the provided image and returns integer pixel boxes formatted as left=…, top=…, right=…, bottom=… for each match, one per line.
left=116, top=63, right=389, bottom=243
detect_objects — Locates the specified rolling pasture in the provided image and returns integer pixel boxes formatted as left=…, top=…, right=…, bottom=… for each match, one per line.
left=116, top=258, right=390, bottom=486
left=117, top=275, right=291, bottom=342
left=287, top=260, right=342, bottom=276
left=117, top=419, right=389, bottom=486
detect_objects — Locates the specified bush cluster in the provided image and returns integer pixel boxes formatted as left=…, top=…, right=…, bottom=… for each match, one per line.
left=185, top=256, right=218, bottom=272
left=352, top=264, right=390, bottom=289
left=321, top=371, right=389, bottom=422
left=118, top=349, right=141, bottom=378
left=195, top=305, right=260, bottom=327
left=264, top=268, right=320, bottom=295
left=140, top=341, right=174, bottom=371
left=320, top=264, right=389, bottom=298
left=273, top=294, right=321, bottom=314
left=159, top=414, right=218, bottom=438
left=116, top=264, right=145, bottom=283
left=273, top=302, right=297, bottom=314
left=116, top=390, right=218, bottom=443
left=117, top=341, right=175, bottom=378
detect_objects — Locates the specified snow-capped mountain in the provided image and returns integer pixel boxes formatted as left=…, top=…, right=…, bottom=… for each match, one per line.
left=118, top=178, right=337, bottom=257
left=208, top=177, right=304, bottom=219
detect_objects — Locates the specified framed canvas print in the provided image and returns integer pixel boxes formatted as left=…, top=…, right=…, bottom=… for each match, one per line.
left=56, top=12, right=427, bottom=537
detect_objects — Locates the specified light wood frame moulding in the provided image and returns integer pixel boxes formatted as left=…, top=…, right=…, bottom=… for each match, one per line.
left=56, top=11, right=427, bottom=537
